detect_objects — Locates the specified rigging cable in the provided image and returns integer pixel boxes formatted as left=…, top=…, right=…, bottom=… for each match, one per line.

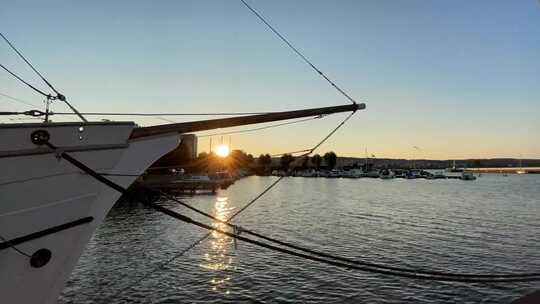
left=0, top=235, right=31, bottom=258
left=0, top=33, right=59, bottom=95
left=48, top=111, right=271, bottom=116
left=197, top=116, right=323, bottom=138
left=0, top=32, right=87, bottom=122
left=0, top=109, right=276, bottom=117
left=239, top=0, right=359, bottom=105
left=0, top=63, right=50, bottom=97
left=148, top=203, right=540, bottom=283
left=106, top=177, right=285, bottom=301
left=272, top=110, right=356, bottom=157
left=105, top=111, right=355, bottom=300
left=0, top=92, right=41, bottom=108
left=27, top=116, right=537, bottom=304
left=0, top=110, right=52, bottom=117
left=42, top=139, right=540, bottom=283
left=144, top=110, right=357, bottom=263
left=155, top=189, right=540, bottom=279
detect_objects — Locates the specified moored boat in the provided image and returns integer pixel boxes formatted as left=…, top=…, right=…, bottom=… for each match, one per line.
left=342, top=168, right=363, bottom=178
left=328, top=169, right=342, bottom=178
left=379, top=169, right=395, bottom=179
left=460, top=172, right=477, bottom=180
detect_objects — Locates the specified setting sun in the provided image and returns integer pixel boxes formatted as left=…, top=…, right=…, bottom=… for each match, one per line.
left=216, top=144, right=230, bottom=158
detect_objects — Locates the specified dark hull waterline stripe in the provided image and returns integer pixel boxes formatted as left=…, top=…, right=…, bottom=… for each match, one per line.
left=0, top=216, right=94, bottom=251
left=0, top=143, right=128, bottom=159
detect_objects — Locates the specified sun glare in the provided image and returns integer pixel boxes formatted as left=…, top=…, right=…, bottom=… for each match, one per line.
left=216, top=144, right=230, bottom=157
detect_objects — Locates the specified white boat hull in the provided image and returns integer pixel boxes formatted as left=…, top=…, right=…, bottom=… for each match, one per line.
left=0, top=122, right=179, bottom=304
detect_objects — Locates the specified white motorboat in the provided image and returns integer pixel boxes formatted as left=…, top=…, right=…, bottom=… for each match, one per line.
left=328, top=169, right=342, bottom=178
left=460, top=172, right=477, bottom=180
left=379, top=169, right=395, bottom=179
left=342, top=168, right=363, bottom=178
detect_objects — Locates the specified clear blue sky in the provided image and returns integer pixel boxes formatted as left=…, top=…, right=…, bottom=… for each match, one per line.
left=1, top=0, right=539, bottom=159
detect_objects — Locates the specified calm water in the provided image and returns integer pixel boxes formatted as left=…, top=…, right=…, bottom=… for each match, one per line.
left=60, top=174, right=540, bottom=303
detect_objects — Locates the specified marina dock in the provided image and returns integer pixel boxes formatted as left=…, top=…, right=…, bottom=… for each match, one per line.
left=133, top=172, right=237, bottom=194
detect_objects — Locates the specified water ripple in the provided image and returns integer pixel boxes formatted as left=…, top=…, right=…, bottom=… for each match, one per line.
left=60, top=174, right=540, bottom=303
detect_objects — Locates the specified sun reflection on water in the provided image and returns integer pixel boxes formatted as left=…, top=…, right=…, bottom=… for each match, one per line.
left=199, top=196, right=235, bottom=294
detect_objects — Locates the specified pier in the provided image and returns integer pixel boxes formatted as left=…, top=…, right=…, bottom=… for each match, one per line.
left=466, top=167, right=540, bottom=174
left=272, top=168, right=476, bottom=180
left=132, top=172, right=237, bottom=195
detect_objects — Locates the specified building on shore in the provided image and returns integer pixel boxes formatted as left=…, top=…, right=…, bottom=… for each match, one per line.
left=150, top=134, right=197, bottom=169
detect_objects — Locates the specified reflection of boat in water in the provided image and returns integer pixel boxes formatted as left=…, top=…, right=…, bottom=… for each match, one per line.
left=516, top=158, right=526, bottom=174
left=460, top=172, right=477, bottom=180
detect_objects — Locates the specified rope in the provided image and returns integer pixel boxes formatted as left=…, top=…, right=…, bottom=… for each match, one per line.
left=114, top=110, right=356, bottom=289
left=0, top=33, right=59, bottom=96
left=198, top=116, right=323, bottom=138
left=138, top=110, right=356, bottom=269
left=0, top=235, right=31, bottom=258
left=50, top=109, right=356, bottom=299
left=49, top=111, right=272, bottom=116
left=0, top=110, right=47, bottom=117
left=105, top=178, right=285, bottom=300
left=148, top=203, right=540, bottom=283
left=272, top=110, right=356, bottom=157
left=0, top=32, right=87, bottom=122
left=0, top=63, right=50, bottom=97
left=43, top=114, right=540, bottom=282
left=0, top=92, right=41, bottom=108
left=106, top=176, right=286, bottom=300
left=0, top=111, right=23, bottom=116
left=152, top=187, right=540, bottom=279
left=308, top=110, right=356, bottom=153
left=239, top=0, right=359, bottom=105
left=38, top=137, right=540, bottom=301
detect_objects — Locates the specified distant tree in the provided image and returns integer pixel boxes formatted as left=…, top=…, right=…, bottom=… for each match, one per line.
left=301, top=156, right=309, bottom=169
left=280, top=154, right=295, bottom=171
left=228, top=150, right=252, bottom=170
left=323, top=151, right=337, bottom=169
left=311, top=154, right=322, bottom=169
left=190, top=151, right=217, bottom=173
left=205, top=152, right=224, bottom=172
left=258, top=154, right=272, bottom=171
